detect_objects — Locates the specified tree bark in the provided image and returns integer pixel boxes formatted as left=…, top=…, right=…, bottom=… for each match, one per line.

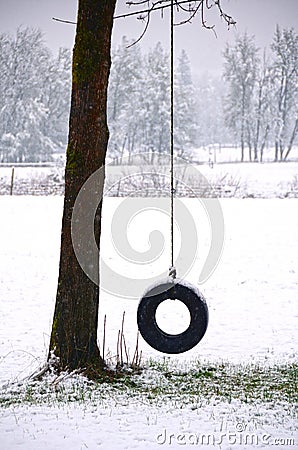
left=254, top=79, right=264, bottom=162
left=49, top=0, right=116, bottom=373
left=284, top=117, right=298, bottom=161
left=274, top=141, right=279, bottom=162
left=240, top=93, right=245, bottom=162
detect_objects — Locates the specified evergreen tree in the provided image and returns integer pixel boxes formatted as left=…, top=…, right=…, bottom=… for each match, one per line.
left=195, top=74, right=229, bottom=151
left=174, top=50, right=198, bottom=159
left=143, top=42, right=170, bottom=162
left=108, top=37, right=143, bottom=163
left=223, top=33, right=259, bottom=161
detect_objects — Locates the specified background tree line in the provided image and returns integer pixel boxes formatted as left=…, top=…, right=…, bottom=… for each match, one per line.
left=0, top=27, right=71, bottom=163
left=223, top=26, right=297, bottom=162
left=0, top=25, right=296, bottom=163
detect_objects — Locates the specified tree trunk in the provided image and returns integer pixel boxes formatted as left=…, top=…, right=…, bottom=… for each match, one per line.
left=49, top=0, right=116, bottom=373
left=284, top=117, right=298, bottom=161
left=260, top=124, right=269, bottom=163
left=279, top=141, right=284, bottom=161
left=274, top=141, right=279, bottom=162
left=240, top=114, right=245, bottom=162
left=254, top=81, right=263, bottom=162
left=246, top=119, right=252, bottom=162
left=240, top=140, right=244, bottom=162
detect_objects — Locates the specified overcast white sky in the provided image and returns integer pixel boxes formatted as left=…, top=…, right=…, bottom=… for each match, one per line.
left=0, top=0, right=297, bottom=76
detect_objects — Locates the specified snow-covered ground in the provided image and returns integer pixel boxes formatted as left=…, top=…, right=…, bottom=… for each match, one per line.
left=0, top=178, right=297, bottom=448
left=192, top=144, right=298, bottom=164
left=1, top=398, right=296, bottom=450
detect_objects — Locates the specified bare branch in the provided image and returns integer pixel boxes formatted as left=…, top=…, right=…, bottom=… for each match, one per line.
left=201, top=0, right=217, bottom=37
left=52, top=0, right=236, bottom=41
left=174, top=1, right=202, bottom=26
left=214, top=0, right=236, bottom=28
left=121, top=0, right=236, bottom=30
left=126, top=1, right=153, bottom=47
left=174, top=0, right=197, bottom=14
left=127, top=0, right=151, bottom=5
left=52, top=17, right=76, bottom=25
left=124, top=0, right=235, bottom=46
left=115, top=0, right=173, bottom=19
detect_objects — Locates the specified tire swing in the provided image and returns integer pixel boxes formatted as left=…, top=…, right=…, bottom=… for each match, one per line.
left=137, top=1, right=209, bottom=354
left=137, top=280, right=208, bottom=354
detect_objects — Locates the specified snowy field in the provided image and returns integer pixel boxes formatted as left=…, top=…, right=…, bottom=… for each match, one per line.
left=0, top=189, right=297, bottom=449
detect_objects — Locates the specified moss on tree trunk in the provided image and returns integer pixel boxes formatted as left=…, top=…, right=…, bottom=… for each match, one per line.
left=49, top=0, right=116, bottom=374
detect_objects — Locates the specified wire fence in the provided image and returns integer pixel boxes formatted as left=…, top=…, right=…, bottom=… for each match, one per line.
left=1, top=164, right=298, bottom=198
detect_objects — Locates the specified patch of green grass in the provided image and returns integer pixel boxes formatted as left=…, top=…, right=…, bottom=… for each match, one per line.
left=0, top=360, right=297, bottom=409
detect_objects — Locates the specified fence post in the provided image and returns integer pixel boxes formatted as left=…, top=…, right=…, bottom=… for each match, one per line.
left=10, top=167, right=15, bottom=195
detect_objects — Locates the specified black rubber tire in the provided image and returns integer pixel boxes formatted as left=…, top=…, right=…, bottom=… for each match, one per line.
left=137, top=279, right=209, bottom=354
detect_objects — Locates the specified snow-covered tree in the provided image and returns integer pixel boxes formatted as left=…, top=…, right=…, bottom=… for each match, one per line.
left=251, top=51, right=272, bottom=161
left=270, top=26, right=298, bottom=161
left=0, top=33, right=13, bottom=161
left=174, top=50, right=198, bottom=159
left=223, top=33, right=259, bottom=161
left=0, top=27, right=71, bottom=162
left=142, top=42, right=170, bottom=162
left=41, top=47, right=72, bottom=152
left=195, top=74, right=229, bottom=150
left=108, top=42, right=198, bottom=163
left=0, top=28, right=50, bottom=161
left=108, top=37, right=143, bottom=163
